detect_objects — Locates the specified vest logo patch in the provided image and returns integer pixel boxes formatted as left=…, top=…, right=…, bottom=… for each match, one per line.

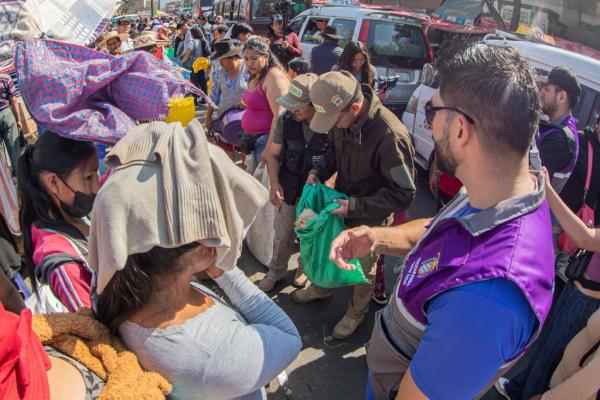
left=417, top=253, right=439, bottom=277
left=290, top=84, right=303, bottom=98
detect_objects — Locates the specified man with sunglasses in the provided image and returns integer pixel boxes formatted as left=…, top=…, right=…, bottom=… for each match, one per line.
left=290, top=70, right=416, bottom=340
left=329, top=43, right=555, bottom=399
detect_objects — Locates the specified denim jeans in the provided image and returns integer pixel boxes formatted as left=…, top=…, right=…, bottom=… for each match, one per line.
left=505, top=280, right=600, bottom=399
left=253, top=133, right=269, bottom=167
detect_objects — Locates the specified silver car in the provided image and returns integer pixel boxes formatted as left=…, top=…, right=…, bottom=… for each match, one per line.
left=288, top=5, right=433, bottom=116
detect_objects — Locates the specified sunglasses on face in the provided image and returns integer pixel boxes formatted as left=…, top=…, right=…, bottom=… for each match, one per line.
left=424, top=100, right=475, bottom=126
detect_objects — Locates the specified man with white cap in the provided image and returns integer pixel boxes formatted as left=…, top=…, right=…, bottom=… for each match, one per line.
left=291, top=70, right=416, bottom=339
left=259, top=73, right=326, bottom=292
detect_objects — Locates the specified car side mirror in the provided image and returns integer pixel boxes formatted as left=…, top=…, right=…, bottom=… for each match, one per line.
left=421, top=63, right=435, bottom=86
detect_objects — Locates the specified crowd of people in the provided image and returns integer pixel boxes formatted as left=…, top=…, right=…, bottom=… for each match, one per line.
left=1, top=8, right=600, bottom=400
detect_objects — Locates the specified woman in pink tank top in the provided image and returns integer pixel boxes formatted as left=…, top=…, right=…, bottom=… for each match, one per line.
left=241, top=37, right=289, bottom=168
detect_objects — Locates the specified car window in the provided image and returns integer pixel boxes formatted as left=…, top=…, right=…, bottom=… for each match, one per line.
left=252, top=0, right=309, bottom=20
left=233, top=0, right=240, bottom=19
left=223, top=0, right=232, bottom=19
left=288, top=16, right=306, bottom=35
left=331, top=18, right=355, bottom=48
left=426, top=28, right=484, bottom=58
left=301, top=17, right=330, bottom=44
left=252, top=0, right=275, bottom=19
left=366, top=20, right=428, bottom=69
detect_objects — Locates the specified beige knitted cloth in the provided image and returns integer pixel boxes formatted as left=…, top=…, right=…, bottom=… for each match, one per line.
left=88, top=119, right=268, bottom=294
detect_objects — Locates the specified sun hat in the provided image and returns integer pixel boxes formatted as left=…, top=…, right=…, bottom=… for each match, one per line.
left=210, top=39, right=242, bottom=61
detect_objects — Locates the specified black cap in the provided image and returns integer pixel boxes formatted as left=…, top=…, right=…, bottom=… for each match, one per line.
left=272, top=14, right=283, bottom=22
left=118, top=18, right=131, bottom=25
left=547, top=66, right=580, bottom=99
left=231, top=23, right=253, bottom=38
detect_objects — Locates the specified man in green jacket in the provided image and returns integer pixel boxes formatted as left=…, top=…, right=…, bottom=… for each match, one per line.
left=292, top=71, right=416, bottom=339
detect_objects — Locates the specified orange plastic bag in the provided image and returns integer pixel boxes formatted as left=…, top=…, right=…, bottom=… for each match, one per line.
left=165, top=97, right=195, bottom=127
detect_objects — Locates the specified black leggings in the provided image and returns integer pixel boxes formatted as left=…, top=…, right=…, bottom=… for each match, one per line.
left=190, top=70, right=207, bottom=104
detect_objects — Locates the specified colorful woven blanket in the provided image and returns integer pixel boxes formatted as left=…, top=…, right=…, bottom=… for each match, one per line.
left=15, top=39, right=201, bottom=144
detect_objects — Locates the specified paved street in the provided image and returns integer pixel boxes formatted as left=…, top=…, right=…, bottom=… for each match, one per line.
left=234, top=178, right=438, bottom=400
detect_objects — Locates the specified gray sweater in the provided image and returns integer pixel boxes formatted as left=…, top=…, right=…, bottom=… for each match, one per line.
left=119, top=268, right=302, bottom=400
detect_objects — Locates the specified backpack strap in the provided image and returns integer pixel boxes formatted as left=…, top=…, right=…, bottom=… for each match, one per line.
left=582, top=137, right=594, bottom=204
left=542, top=122, right=579, bottom=193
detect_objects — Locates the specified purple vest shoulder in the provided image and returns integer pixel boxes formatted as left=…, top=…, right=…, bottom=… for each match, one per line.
left=397, top=197, right=555, bottom=333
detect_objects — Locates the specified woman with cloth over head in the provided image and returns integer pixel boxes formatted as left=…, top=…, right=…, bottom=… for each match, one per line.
left=17, top=133, right=99, bottom=313
left=92, top=120, right=302, bottom=400
left=240, top=37, right=289, bottom=169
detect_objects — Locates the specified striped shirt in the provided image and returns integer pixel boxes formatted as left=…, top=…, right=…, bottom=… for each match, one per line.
left=31, top=224, right=91, bottom=312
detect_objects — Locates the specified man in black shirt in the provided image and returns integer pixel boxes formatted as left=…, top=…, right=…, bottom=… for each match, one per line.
left=537, top=66, right=580, bottom=193
left=310, top=26, right=343, bottom=75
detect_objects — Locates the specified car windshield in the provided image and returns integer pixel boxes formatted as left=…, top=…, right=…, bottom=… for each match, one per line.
left=366, top=20, right=428, bottom=69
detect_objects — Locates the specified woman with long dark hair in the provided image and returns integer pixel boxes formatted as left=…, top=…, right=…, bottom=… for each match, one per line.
left=240, top=37, right=289, bottom=168
left=17, top=133, right=99, bottom=312
left=93, top=121, right=301, bottom=399
left=333, top=40, right=377, bottom=88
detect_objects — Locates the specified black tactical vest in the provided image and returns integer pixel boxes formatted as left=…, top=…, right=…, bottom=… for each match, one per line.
left=279, top=112, right=328, bottom=205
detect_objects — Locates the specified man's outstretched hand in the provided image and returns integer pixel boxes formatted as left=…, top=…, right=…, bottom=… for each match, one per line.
left=329, top=226, right=376, bottom=270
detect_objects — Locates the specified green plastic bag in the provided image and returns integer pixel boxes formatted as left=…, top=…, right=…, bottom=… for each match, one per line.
left=295, top=183, right=366, bottom=288
left=165, top=47, right=175, bottom=60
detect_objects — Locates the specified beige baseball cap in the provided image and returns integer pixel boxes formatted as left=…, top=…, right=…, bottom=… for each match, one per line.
left=276, top=73, right=319, bottom=111
left=309, top=71, right=362, bottom=133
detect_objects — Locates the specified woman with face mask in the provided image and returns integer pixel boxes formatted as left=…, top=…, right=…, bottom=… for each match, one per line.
left=17, top=133, right=99, bottom=313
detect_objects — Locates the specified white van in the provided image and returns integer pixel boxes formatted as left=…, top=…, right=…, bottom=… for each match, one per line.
left=288, top=5, right=433, bottom=116
left=402, top=33, right=600, bottom=171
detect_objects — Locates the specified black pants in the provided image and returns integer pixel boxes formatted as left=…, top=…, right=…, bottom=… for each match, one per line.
left=190, top=70, right=207, bottom=104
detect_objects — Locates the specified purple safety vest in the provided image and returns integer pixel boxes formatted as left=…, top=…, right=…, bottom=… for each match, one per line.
left=397, top=191, right=555, bottom=357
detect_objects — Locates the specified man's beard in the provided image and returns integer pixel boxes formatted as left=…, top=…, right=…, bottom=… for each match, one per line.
left=542, top=97, right=558, bottom=117
left=434, top=125, right=458, bottom=177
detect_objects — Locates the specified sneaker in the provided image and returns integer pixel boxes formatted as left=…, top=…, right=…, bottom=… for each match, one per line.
left=292, top=268, right=308, bottom=288
left=494, top=377, right=511, bottom=400
left=291, top=286, right=332, bottom=304
left=332, top=312, right=365, bottom=340
left=371, top=292, right=388, bottom=305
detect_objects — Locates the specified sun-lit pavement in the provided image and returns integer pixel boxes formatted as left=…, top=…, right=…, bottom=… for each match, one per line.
left=234, top=180, right=438, bottom=400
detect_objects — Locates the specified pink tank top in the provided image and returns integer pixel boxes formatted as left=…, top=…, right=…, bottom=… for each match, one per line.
left=241, top=80, right=273, bottom=136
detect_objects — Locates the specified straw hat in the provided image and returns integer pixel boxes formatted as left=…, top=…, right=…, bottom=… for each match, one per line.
left=134, top=34, right=157, bottom=51
left=210, top=39, right=242, bottom=61
left=96, top=31, right=128, bottom=50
